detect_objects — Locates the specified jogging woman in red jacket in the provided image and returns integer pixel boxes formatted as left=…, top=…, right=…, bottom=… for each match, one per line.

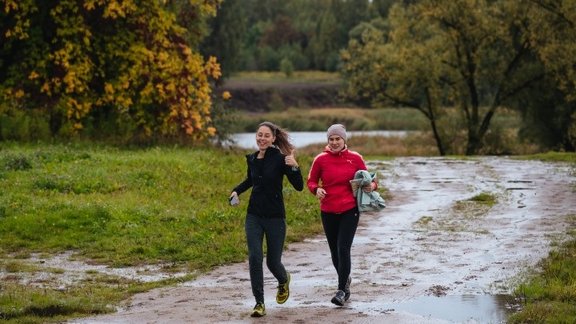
left=306, top=124, right=376, bottom=306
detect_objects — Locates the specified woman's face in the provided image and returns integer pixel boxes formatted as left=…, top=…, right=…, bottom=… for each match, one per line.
left=256, top=125, right=276, bottom=151
left=328, top=135, right=345, bottom=152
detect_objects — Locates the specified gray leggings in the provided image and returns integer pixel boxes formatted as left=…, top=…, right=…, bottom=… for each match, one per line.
left=245, top=213, right=289, bottom=303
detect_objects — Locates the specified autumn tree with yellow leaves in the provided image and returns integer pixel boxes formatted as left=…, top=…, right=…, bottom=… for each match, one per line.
left=0, top=0, right=222, bottom=142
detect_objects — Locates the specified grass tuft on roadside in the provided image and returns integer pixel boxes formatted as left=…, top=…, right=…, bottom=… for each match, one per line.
left=508, top=216, right=576, bottom=323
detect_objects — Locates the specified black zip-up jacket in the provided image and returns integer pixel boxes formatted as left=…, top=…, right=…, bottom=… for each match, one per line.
left=233, top=146, right=304, bottom=218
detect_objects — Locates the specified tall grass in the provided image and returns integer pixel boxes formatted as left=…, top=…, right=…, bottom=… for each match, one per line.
left=508, top=217, right=576, bottom=323
left=0, top=144, right=320, bottom=265
left=229, top=107, right=430, bottom=133
left=227, top=71, right=340, bottom=84
left=0, top=143, right=321, bottom=323
left=296, top=133, right=439, bottom=158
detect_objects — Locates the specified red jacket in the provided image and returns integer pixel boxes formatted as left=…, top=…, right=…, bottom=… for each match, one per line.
left=307, top=146, right=367, bottom=214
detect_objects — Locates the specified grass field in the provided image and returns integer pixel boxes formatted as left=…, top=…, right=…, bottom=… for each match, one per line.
left=0, top=143, right=320, bottom=322
left=227, top=71, right=341, bottom=85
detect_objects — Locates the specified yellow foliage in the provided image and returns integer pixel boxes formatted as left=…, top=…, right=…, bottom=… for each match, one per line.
left=41, top=82, right=51, bottom=95
left=28, top=71, right=39, bottom=80
left=65, top=98, right=92, bottom=123
left=3, top=0, right=19, bottom=13
left=165, top=82, right=176, bottom=93
left=189, top=0, right=221, bottom=17
left=83, top=1, right=96, bottom=11
left=14, top=89, right=25, bottom=99
left=104, top=83, right=114, bottom=95
left=102, top=0, right=137, bottom=19
left=2, top=0, right=222, bottom=141
left=205, top=56, right=222, bottom=79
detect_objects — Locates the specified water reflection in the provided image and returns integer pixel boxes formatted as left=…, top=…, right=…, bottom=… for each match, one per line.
left=230, top=130, right=410, bottom=150
left=388, top=294, right=514, bottom=323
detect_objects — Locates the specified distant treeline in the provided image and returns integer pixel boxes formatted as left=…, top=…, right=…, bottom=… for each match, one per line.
left=201, top=0, right=396, bottom=76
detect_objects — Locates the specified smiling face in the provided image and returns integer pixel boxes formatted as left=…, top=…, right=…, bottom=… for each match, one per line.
left=256, top=125, right=276, bottom=152
left=328, top=135, right=345, bottom=152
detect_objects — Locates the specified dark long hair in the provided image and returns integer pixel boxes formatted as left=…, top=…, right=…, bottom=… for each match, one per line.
left=258, top=121, right=294, bottom=155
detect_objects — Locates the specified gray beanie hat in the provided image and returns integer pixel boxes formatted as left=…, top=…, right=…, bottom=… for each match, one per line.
left=327, top=124, right=347, bottom=141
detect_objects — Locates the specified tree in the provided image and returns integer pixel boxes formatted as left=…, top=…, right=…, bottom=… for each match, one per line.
left=341, top=0, right=576, bottom=155
left=200, top=0, right=247, bottom=79
left=311, top=9, right=340, bottom=71
left=0, top=0, right=221, bottom=142
left=517, top=0, right=576, bottom=151
left=371, top=0, right=397, bottom=18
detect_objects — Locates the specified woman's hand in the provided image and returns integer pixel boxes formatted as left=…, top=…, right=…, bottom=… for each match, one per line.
left=316, top=188, right=326, bottom=200
left=229, top=191, right=239, bottom=206
left=285, top=153, right=299, bottom=168
left=362, top=182, right=376, bottom=193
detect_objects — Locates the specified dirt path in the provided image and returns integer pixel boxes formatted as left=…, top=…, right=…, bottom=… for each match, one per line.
left=72, top=157, right=575, bottom=324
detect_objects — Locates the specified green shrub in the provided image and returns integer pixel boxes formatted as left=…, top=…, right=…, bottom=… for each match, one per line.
left=280, top=58, right=294, bottom=77
left=3, top=155, right=32, bottom=171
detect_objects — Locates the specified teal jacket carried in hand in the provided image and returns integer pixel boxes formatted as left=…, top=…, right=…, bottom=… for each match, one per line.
left=351, top=170, right=386, bottom=212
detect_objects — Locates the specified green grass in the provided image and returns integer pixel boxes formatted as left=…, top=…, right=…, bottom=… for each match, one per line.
left=0, top=143, right=321, bottom=323
left=517, top=151, right=576, bottom=164
left=0, top=144, right=320, bottom=265
left=228, top=70, right=341, bottom=84
left=467, top=192, right=497, bottom=206
left=229, top=107, right=430, bottom=133
left=508, top=218, right=576, bottom=323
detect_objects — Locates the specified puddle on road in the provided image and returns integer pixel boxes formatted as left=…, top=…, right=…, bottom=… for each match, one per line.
left=386, top=294, right=514, bottom=323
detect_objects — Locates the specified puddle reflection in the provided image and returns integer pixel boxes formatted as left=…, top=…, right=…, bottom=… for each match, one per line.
left=388, top=294, right=514, bottom=323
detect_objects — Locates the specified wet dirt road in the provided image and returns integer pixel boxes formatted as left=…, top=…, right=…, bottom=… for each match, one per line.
left=72, top=157, right=575, bottom=324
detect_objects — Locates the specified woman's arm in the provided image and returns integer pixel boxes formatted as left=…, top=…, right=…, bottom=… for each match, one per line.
left=306, top=156, right=321, bottom=195
left=284, top=153, right=303, bottom=191
left=232, top=160, right=253, bottom=195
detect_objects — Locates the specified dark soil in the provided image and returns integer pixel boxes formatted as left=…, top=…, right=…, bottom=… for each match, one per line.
left=218, top=79, right=350, bottom=112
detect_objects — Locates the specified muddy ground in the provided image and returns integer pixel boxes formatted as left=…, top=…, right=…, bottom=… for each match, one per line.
left=67, top=156, right=576, bottom=324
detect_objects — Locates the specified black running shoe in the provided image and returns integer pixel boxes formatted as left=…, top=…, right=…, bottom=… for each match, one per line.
left=331, top=290, right=346, bottom=306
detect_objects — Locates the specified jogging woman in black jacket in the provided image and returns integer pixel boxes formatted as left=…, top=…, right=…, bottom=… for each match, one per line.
left=230, top=121, right=303, bottom=317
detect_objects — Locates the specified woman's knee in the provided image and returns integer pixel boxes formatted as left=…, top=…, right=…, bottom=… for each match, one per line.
left=249, top=253, right=263, bottom=265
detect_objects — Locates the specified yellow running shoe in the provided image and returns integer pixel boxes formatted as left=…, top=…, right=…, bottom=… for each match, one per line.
left=251, top=302, right=266, bottom=317
left=276, top=272, right=291, bottom=304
